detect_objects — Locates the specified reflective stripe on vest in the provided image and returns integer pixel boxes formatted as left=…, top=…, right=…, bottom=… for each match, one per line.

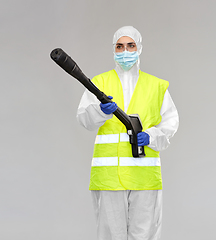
left=92, top=157, right=161, bottom=166
left=95, top=133, right=129, bottom=144
left=93, top=133, right=160, bottom=166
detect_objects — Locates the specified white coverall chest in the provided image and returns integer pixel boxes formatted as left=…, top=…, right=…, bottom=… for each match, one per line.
left=115, top=60, right=139, bottom=112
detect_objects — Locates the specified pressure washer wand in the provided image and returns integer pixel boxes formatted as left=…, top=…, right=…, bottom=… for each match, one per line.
left=50, top=48, right=145, bottom=157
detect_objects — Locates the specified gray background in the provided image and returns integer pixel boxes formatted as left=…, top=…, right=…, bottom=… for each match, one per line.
left=1, top=0, right=215, bottom=239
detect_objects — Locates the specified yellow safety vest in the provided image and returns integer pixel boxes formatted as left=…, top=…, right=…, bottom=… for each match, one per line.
left=89, top=70, right=169, bottom=190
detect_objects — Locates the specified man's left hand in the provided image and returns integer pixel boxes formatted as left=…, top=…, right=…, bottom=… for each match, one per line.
left=137, top=132, right=150, bottom=146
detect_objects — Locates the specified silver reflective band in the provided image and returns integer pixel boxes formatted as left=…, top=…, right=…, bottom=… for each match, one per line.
left=95, top=133, right=129, bottom=144
left=120, top=133, right=129, bottom=142
left=92, top=157, right=161, bottom=167
left=92, top=157, right=118, bottom=166
left=95, top=134, right=119, bottom=144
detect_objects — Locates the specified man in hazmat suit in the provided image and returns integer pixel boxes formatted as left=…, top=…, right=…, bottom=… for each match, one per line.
left=77, top=26, right=179, bottom=240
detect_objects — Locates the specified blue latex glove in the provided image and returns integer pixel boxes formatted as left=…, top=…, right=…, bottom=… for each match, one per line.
left=100, top=96, right=118, bottom=115
left=137, top=132, right=150, bottom=146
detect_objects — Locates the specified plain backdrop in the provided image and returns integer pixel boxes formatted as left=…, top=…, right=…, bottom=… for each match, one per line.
left=1, top=0, right=215, bottom=239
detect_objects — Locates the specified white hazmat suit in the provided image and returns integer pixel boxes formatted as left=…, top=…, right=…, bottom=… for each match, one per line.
left=77, top=26, right=179, bottom=240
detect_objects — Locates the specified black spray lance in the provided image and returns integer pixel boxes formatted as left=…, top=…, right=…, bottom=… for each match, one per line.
left=50, top=48, right=145, bottom=157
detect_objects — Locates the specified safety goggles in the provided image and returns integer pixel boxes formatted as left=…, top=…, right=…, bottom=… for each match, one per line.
left=114, top=42, right=137, bottom=52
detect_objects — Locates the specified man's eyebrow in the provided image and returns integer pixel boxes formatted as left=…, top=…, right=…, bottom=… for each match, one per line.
left=116, top=42, right=136, bottom=45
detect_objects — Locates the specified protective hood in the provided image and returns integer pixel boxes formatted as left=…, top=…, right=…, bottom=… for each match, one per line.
left=113, top=26, right=142, bottom=55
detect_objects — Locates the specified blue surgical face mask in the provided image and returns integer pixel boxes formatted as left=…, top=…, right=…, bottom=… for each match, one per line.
left=114, top=51, right=139, bottom=71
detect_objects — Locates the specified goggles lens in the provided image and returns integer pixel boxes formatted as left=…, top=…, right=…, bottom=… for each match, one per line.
left=114, top=42, right=137, bottom=52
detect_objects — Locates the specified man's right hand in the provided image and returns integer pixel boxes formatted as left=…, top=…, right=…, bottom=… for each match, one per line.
left=100, top=96, right=118, bottom=115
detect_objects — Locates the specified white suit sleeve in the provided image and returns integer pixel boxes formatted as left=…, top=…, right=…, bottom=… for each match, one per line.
left=145, top=90, right=179, bottom=151
left=76, top=89, right=112, bottom=131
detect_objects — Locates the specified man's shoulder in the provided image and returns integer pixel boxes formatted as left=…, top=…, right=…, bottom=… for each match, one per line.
left=93, top=69, right=116, bottom=79
left=91, top=70, right=116, bottom=88
left=140, top=71, right=169, bottom=85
